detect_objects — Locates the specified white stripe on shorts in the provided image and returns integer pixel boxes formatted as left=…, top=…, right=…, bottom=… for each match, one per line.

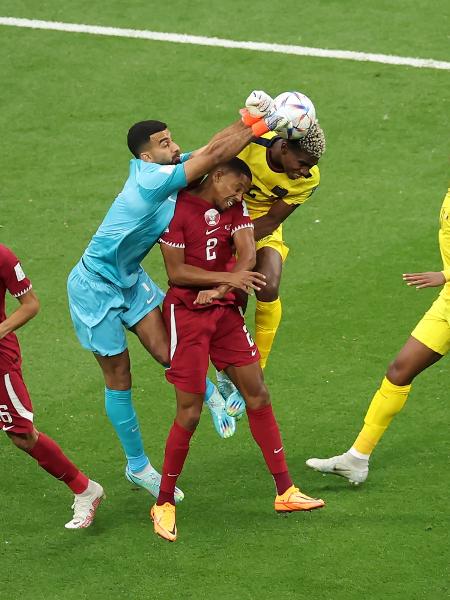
left=4, top=373, right=34, bottom=422
left=170, top=304, right=178, bottom=361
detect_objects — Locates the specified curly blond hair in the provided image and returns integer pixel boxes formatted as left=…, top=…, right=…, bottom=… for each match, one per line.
left=296, top=121, right=326, bottom=159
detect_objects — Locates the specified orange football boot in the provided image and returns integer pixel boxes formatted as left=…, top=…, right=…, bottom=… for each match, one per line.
left=274, top=486, right=325, bottom=513
left=151, top=502, right=177, bottom=542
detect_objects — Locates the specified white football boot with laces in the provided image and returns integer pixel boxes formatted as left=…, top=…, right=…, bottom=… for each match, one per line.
left=306, top=452, right=369, bottom=485
left=65, top=480, right=105, bottom=529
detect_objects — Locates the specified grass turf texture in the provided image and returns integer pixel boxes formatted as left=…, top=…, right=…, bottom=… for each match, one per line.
left=0, top=2, right=449, bottom=599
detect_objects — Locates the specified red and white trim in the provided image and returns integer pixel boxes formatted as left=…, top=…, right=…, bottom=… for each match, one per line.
left=169, top=304, right=178, bottom=361
left=159, top=238, right=185, bottom=249
left=13, top=284, right=33, bottom=298
left=4, top=373, right=34, bottom=422
left=231, top=223, right=254, bottom=236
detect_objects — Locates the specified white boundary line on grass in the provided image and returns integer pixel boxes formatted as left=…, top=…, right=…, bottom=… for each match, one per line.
left=1, top=16, right=450, bottom=71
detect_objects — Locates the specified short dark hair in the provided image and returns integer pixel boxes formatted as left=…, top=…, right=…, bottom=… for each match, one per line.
left=127, top=120, right=167, bottom=158
left=216, top=157, right=252, bottom=182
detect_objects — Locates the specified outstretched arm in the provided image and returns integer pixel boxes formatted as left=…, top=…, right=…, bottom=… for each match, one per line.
left=403, top=271, right=447, bottom=289
left=0, top=290, right=40, bottom=339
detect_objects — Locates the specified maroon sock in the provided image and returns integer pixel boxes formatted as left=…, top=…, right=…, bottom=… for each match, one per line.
left=247, top=404, right=293, bottom=495
left=28, top=432, right=89, bottom=494
left=157, top=421, right=193, bottom=506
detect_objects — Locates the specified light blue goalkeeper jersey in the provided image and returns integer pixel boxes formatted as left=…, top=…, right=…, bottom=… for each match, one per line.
left=82, top=155, right=190, bottom=288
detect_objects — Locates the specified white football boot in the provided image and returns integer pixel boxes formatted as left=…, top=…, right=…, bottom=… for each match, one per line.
left=125, top=464, right=184, bottom=504
left=306, top=452, right=369, bottom=485
left=65, top=480, right=105, bottom=529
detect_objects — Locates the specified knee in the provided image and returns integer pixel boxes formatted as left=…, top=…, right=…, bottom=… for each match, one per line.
left=256, top=281, right=279, bottom=303
left=177, top=405, right=202, bottom=432
left=104, top=366, right=131, bottom=390
left=7, top=428, right=39, bottom=452
left=244, top=383, right=271, bottom=411
left=386, top=358, right=413, bottom=386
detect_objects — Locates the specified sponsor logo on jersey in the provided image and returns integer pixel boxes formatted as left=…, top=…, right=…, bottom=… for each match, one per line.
left=204, top=208, right=220, bottom=226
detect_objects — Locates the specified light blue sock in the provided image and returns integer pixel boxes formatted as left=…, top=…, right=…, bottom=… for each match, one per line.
left=104, top=387, right=150, bottom=473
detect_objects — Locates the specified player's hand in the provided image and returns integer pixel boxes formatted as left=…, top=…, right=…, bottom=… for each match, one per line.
left=225, top=270, right=266, bottom=294
left=245, top=90, right=275, bottom=117
left=263, top=108, right=291, bottom=133
left=402, top=271, right=446, bottom=289
left=194, top=289, right=224, bottom=305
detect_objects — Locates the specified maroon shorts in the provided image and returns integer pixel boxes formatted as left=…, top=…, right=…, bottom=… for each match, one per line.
left=0, top=370, right=34, bottom=434
left=163, top=298, right=260, bottom=394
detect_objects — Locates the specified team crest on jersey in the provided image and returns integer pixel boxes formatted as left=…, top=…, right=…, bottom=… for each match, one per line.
left=204, top=208, right=220, bottom=226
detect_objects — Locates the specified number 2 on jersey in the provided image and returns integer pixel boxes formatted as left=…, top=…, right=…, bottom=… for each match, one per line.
left=206, top=238, right=218, bottom=261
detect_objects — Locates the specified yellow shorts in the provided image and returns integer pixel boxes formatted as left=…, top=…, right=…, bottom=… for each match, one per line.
left=255, top=224, right=289, bottom=262
left=411, top=294, right=450, bottom=355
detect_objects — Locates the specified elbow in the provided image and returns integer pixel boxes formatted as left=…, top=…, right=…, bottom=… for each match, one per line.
left=29, top=298, right=40, bottom=318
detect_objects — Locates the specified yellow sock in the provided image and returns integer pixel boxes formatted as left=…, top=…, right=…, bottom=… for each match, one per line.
left=353, top=377, right=411, bottom=456
left=255, top=298, right=282, bottom=369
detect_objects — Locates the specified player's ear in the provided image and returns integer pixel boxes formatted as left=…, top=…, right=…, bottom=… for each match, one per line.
left=280, top=140, right=289, bottom=155
left=212, top=169, right=224, bottom=183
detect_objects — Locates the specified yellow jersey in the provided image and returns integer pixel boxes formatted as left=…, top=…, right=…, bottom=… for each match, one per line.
left=439, top=188, right=450, bottom=300
left=238, top=132, right=320, bottom=219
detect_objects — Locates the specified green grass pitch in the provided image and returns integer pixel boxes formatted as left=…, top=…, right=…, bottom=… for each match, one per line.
left=0, top=2, right=449, bottom=599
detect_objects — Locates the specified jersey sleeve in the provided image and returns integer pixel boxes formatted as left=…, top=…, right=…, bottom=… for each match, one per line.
left=0, top=245, right=32, bottom=298
left=283, top=166, right=320, bottom=206
left=159, top=203, right=186, bottom=248
left=137, top=162, right=187, bottom=200
left=180, top=152, right=192, bottom=163
left=231, top=200, right=254, bottom=236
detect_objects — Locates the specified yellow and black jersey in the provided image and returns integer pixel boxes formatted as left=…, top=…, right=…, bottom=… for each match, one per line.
left=238, top=132, right=320, bottom=219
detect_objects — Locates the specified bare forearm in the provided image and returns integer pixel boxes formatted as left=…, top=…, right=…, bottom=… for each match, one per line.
left=252, top=215, right=279, bottom=241
left=168, top=264, right=231, bottom=287
left=203, top=121, right=254, bottom=164
left=0, top=304, right=38, bottom=339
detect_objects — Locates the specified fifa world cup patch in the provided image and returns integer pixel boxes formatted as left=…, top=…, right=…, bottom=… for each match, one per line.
left=14, top=262, right=26, bottom=281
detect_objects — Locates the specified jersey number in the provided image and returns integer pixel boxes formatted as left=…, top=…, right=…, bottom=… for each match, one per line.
left=206, top=238, right=218, bottom=261
left=0, top=405, right=12, bottom=424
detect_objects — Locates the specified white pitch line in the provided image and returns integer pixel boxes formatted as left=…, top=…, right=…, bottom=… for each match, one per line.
left=1, top=16, right=449, bottom=71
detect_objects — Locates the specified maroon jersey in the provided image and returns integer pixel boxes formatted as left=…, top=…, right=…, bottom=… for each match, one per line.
left=159, top=190, right=253, bottom=309
left=0, top=244, right=32, bottom=374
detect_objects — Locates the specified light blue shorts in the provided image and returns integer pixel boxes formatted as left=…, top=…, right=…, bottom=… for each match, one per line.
left=67, top=260, right=165, bottom=356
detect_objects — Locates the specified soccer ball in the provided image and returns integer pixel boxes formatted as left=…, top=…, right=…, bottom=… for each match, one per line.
left=273, top=91, right=316, bottom=139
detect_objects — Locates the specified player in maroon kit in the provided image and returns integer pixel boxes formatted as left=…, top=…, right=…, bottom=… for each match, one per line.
left=151, top=158, right=325, bottom=541
left=0, top=244, right=104, bottom=529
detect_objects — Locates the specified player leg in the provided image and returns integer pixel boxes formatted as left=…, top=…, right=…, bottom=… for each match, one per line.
left=254, top=244, right=284, bottom=370
left=216, top=241, right=284, bottom=415
left=1, top=371, right=103, bottom=529
left=212, top=306, right=324, bottom=513
left=126, top=269, right=232, bottom=439
left=306, top=300, right=449, bottom=484
left=226, top=362, right=324, bottom=512
left=151, top=301, right=215, bottom=541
